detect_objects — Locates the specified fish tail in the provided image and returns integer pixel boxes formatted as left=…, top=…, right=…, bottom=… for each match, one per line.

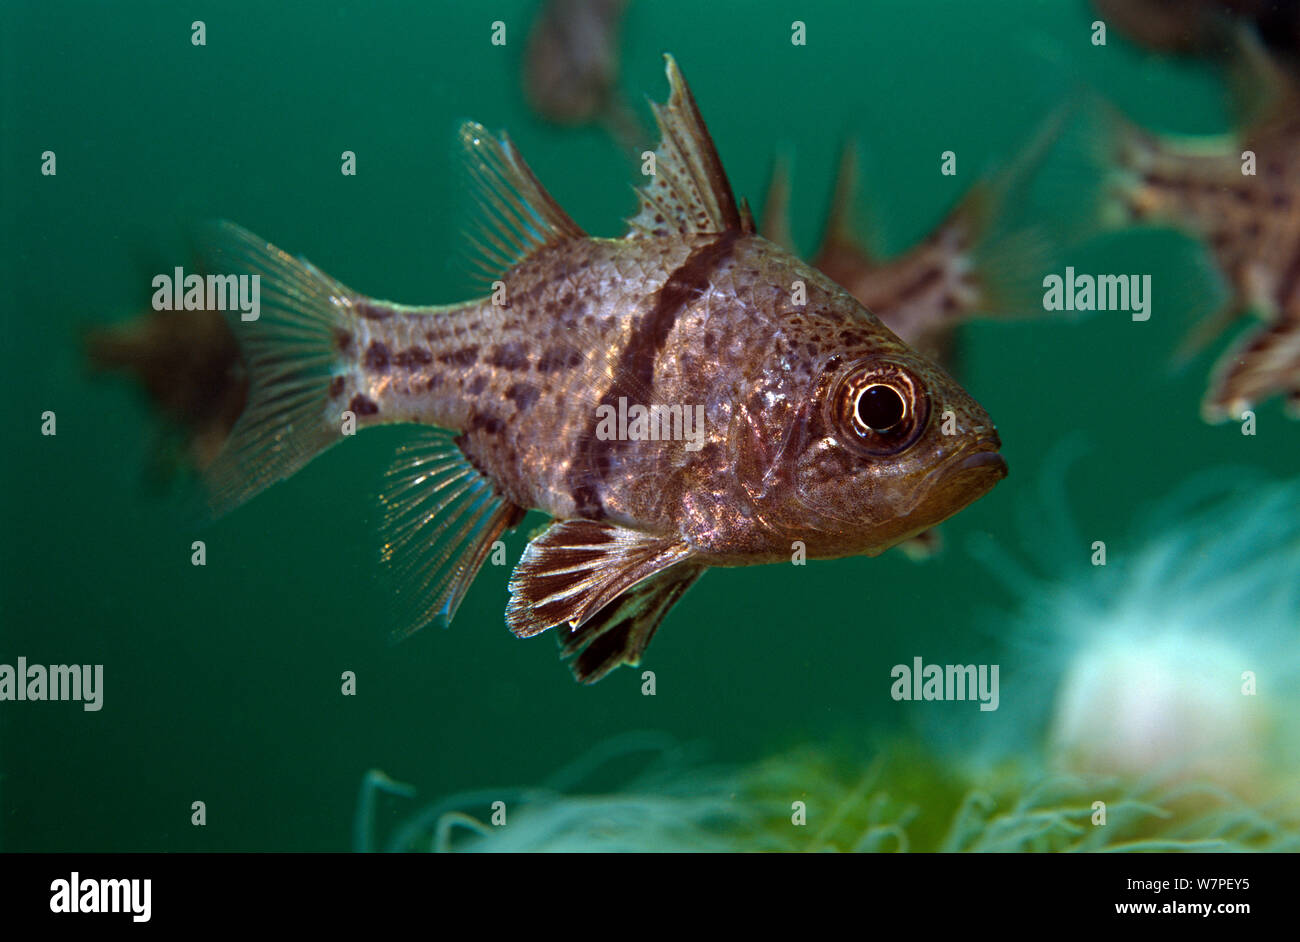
left=1069, top=101, right=1237, bottom=356
left=1093, top=102, right=1169, bottom=231
left=1053, top=92, right=1215, bottom=240
left=950, top=106, right=1076, bottom=321
left=959, top=203, right=1055, bottom=322
left=83, top=321, right=146, bottom=372
left=194, top=220, right=361, bottom=517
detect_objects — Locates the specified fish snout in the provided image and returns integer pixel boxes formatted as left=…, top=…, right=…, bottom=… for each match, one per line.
left=952, top=429, right=1007, bottom=490
left=959, top=449, right=1008, bottom=477
left=957, top=428, right=1006, bottom=478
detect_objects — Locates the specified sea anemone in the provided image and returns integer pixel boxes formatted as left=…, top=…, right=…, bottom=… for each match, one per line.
left=359, top=738, right=1299, bottom=852
left=968, top=458, right=1300, bottom=801
left=357, top=463, right=1300, bottom=852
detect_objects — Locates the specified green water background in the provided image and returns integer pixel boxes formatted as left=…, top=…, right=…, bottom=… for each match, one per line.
left=1, top=0, right=1296, bottom=850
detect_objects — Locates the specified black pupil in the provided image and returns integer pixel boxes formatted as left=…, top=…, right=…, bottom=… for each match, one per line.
left=857, top=385, right=906, bottom=431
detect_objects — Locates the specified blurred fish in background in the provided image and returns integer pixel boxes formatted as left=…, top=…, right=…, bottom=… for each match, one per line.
left=760, top=133, right=1056, bottom=374
left=1089, top=4, right=1300, bottom=418
left=1092, top=0, right=1300, bottom=64
left=83, top=274, right=247, bottom=482
left=524, top=0, right=647, bottom=150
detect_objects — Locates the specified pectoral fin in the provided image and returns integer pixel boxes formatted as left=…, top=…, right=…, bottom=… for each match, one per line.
left=506, top=519, right=700, bottom=682
left=379, top=427, right=525, bottom=639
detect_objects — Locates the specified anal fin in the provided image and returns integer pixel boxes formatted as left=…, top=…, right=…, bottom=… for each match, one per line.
left=379, top=428, right=524, bottom=640
left=506, top=519, right=699, bottom=682
left=560, top=563, right=703, bottom=683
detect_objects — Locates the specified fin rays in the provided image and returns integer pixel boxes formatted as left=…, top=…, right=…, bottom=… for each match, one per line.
left=379, top=429, right=524, bottom=639
left=559, top=564, right=703, bottom=683
left=625, top=55, right=748, bottom=238
left=506, top=520, right=696, bottom=660
left=459, top=121, right=585, bottom=285
left=194, top=221, right=357, bottom=518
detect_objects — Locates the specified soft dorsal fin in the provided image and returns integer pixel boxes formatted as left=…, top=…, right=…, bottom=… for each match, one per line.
left=459, top=121, right=586, bottom=280
left=625, top=54, right=751, bottom=239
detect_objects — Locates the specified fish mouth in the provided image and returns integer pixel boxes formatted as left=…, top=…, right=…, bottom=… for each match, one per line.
left=957, top=449, right=1008, bottom=476
left=915, top=439, right=1006, bottom=520
left=922, top=437, right=1007, bottom=498
left=879, top=435, right=1006, bottom=522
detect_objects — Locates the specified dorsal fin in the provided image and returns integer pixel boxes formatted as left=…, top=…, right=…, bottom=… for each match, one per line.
left=1225, top=23, right=1298, bottom=132
left=625, top=54, right=751, bottom=238
left=459, top=121, right=586, bottom=281
left=738, top=197, right=755, bottom=234
left=821, top=138, right=871, bottom=257
left=758, top=153, right=796, bottom=252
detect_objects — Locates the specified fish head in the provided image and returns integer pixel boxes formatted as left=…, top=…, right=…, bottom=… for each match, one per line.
left=734, top=262, right=1005, bottom=559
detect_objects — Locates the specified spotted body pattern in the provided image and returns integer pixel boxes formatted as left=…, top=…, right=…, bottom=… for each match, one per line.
left=199, top=57, right=1006, bottom=682
left=1113, top=97, right=1300, bottom=418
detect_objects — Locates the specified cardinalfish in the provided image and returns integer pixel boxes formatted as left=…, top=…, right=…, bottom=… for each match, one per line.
left=761, top=134, right=1055, bottom=384
left=1092, top=0, right=1300, bottom=64
left=197, top=56, right=1006, bottom=683
left=85, top=301, right=247, bottom=474
left=523, top=0, right=646, bottom=150
left=1103, top=43, right=1300, bottom=419
left=760, top=129, right=1055, bottom=556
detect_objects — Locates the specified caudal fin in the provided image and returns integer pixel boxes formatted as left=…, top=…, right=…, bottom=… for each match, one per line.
left=952, top=103, right=1083, bottom=321
left=194, top=221, right=359, bottom=517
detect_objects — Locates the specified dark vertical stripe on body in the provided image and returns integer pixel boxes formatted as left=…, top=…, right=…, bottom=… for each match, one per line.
left=1277, top=244, right=1300, bottom=307
left=568, top=231, right=740, bottom=516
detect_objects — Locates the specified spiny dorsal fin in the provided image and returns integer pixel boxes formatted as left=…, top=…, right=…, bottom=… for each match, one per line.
left=738, top=197, right=755, bottom=234
left=459, top=121, right=586, bottom=281
left=506, top=519, right=694, bottom=648
left=625, top=54, right=750, bottom=238
left=759, top=153, right=796, bottom=252
left=821, top=138, right=871, bottom=258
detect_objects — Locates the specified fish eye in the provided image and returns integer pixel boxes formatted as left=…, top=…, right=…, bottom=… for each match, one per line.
left=856, top=384, right=906, bottom=432
left=831, top=360, right=930, bottom=455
